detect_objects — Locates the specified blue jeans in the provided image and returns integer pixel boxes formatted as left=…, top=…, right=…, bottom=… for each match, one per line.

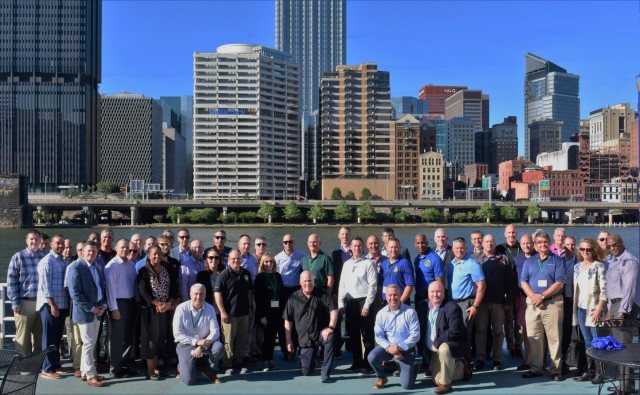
left=577, top=308, right=597, bottom=347
left=368, top=346, right=418, bottom=389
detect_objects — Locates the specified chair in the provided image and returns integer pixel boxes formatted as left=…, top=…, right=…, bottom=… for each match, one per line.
left=0, top=345, right=55, bottom=395
left=0, top=350, right=22, bottom=375
left=593, top=319, right=639, bottom=395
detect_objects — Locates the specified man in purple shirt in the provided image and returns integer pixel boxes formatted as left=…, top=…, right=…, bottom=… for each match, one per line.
left=605, top=234, right=639, bottom=327
left=549, top=228, right=566, bottom=258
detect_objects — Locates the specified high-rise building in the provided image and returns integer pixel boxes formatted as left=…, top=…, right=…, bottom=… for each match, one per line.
left=445, top=90, right=489, bottom=132
left=157, top=96, right=194, bottom=193
left=100, top=93, right=163, bottom=187
left=391, top=97, right=428, bottom=119
left=447, top=117, right=475, bottom=168
left=524, top=53, right=580, bottom=160
left=475, top=130, right=491, bottom=165
left=588, top=103, right=635, bottom=151
left=0, top=0, right=101, bottom=192
left=528, top=120, right=563, bottom=162
left=192, top=44, right=300, bottom=200
left=320, top=63, right=393, bottom=200
left=275, top=0, right=346, bottom=186
left=162, top=126, right=186, bottom=194
left=418, top=85, right=467, bottom=115
left=418, top=151, right=444, bottom=200
left=490, top=116, right=518, bottom=173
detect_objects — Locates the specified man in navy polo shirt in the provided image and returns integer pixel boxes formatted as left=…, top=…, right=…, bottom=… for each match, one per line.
left=520, top=230, right=566, bottom=382
left=414, top=233, right=443, bottom=306
left=379, top=239, right=414, bottom=305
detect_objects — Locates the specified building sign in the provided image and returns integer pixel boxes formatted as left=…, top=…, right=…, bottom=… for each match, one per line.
left=540, top=180, right=550, bottom=191
left=209, top=109, right=246, bottom=115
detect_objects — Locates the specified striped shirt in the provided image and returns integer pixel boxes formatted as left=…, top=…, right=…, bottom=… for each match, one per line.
left=7, top=248, right=46, bottom=309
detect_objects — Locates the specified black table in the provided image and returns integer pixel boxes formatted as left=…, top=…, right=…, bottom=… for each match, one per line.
left=587, top=344, right=640, bottom=395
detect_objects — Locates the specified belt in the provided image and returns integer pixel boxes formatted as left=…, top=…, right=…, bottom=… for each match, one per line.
left=454, top=297, right=474, bottom=303
left=610, top=298, right=622, bottom=304
left=20, top=297, right=37, bottom=301
left=116, top=297, right=135, bottom=302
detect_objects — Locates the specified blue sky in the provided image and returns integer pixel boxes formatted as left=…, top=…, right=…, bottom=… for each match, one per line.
left=102, top=0, right=639, bottom=155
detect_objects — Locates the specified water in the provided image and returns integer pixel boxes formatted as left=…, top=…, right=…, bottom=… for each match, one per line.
left=1, top=225, right=638, bottom=274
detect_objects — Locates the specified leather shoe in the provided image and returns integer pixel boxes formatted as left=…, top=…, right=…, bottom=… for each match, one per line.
left=551, top=373, right=563, bottom=381
left=202, top=370, right=223, bottom=384
left=576, top=372, right=594, bottom=381
left=73, top=369, right=82, bottom=377
left=522, top=370, right=543, bottom=378
left=56, top=366, right=74, bottom=374
left=435, top=384, right=453, bottom=394
left=462, top=359, right=472, bottom=381
left=373, top=377, right=388, bottom=389
left=41, top=371, right=61, bottom=379
left=516, top=363, right=530, bottom=371
left=87, top=377, right=104, bottom=387
left=591, top=374, right=604, bottom=384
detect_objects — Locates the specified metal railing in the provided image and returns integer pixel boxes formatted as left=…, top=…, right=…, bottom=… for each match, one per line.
left=0, top=283, right=16, bottom=348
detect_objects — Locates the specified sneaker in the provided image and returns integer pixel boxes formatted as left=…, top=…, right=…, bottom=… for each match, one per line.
left=225, top=368, right=235, bottom=376
left=41, top=371, right=61, bottom=379
left=493, top=362, right=503, bottom=371
left=261, top=361, right=271, bottom=372
left=268, top=361, right=279, bottom=371
left=239, top=367, right=249, bottom=374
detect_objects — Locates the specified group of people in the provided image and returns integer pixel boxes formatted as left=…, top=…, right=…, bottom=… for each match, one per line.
left=5, top=225, right=638, bottom=393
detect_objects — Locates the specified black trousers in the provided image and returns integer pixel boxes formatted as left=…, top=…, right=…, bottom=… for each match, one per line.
left=344, top=298, right=376, bottom=368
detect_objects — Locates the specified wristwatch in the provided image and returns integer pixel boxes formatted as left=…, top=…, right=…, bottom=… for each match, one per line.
left=328, top=325, right=335, bottom=331
left=541, top=294, right=546, bottom=301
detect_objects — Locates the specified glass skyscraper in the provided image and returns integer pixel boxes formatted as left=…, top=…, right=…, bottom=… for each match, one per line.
left=524, top=53, right=580, bottom=161
left=275, top=0, right=346, bottom=187
left=0, top=0, right=101, bottom=192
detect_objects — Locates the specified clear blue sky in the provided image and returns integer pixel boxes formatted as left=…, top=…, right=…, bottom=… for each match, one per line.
left=102, top=0, right=640, bottom=155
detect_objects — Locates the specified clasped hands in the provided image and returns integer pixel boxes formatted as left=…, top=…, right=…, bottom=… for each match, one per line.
left=191, top=339, right=213, bottom=358
left=386, top=344, right=404, bottom=361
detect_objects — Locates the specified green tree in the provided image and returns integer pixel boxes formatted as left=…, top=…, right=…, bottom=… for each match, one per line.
left=358, top=202, right=377, bottom=223
left=96, top=181, right=119, bottom=197
left=500, top=202, right=520, bottom=223
left=187, top=208, right=217, bottom=223
left=525, top=203, right=542, bottom=224
left=153, top=214, right=165, bottom=223
left=333, top=201, right=353, bottom=222
left=476, top=203, right=496, bottom=223
left=452, top=212, right=467, bottom=223
left=310, top=180, right=319, bottom=191
left=344, top=191, right=356, bottom=201
left=61, top=188, right=80, bottom=199
left=331, top=187, right=343, bottom=200
left=32, top=211, right=43, bottom=224
left=256, top=202, right=277, bottom=223
left=467, top=211, right=477, bottom=223
left=359, top=188, right=372, bottom=201
left=393, top=208, right=411, bottom=223
left=166, top=206, right=184, bottom=224
left=420, top=208, right=443, bottom=223
left=238, top=211, right=258, bottom=223
left=307, top=203, right=328, bottom=224
left=282, top=201, right=303, bottom=222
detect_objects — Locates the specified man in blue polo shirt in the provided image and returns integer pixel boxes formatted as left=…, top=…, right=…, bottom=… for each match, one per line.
left=414, top=233, right=443, bottom=306
left=520, top=230, right=566, bottom=382
left=380, top=239, right=414, bottom=305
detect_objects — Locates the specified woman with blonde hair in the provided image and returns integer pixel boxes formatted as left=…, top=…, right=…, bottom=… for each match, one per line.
left=572, top=237, right=607, bottom=382
left=253, top=253, right=284, bottom=371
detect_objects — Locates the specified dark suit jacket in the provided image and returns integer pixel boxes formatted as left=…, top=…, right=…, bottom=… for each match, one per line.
left=196, top=270, right=216, bottom=306
left=67, top=259, right=107, bottom=324
left=430, top=298, right=469, bottom=359
left=438, top=246, right=454, bottom=288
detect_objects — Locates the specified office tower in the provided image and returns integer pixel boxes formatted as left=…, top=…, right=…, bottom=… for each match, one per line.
left=192, top=44, right=300, bottom=200
left=275, top=0, right=346, bottom=186
left=100, top=93, right=163, bottom=186
left=524, top=53, right=580, bottom=160
left=157, top=96, right=194, bottom=193
left=528, top=120, right=563, bottom=162
left=475, top=130, right=491, bottom=165
left=588, top=103, right=634, bottom=151
left=419, top=151, right=444, bottom=200
left=391, top=97, right=428, bottom=119
left=162, top=126, right=186, bottom=194
left=445, top=90, right=489, bottom=132
left=490, top=116, right=518, bottom=173
left=419, top=118, right=438, bottom=154
left=0, top=0, right=101, bottom=192
left=394, top=115, right=421, bottom=199
left=447, top=117, right=476, bottom=168
left=418, top=85, right=467, bottom=115
left=320, top=63, right=393, bottom=200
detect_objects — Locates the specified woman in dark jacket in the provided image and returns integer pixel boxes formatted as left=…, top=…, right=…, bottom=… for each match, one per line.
left=253, top=253, right=285, bottom=371
left=137, top=245, right=180, bottom=380
left=196, top=248, right=224, bottom=326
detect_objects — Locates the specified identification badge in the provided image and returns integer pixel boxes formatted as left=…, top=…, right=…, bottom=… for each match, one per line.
left=537, top=279, right=548, bottom=288
left=383, top=286, right=387, bottom=295
left=271, top=300, right=279, bottom=308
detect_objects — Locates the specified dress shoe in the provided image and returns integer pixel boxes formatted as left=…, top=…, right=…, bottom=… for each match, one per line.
left=56, top=366, right=74, bottom=374
left=493, top=361, right=503, bottom=371
left=434, top=384, right=453, bottom=394
left=359, top=368, right=374, bottom=376
left=320, top=376, right=333, bottom=383
left=202, top=370, right=223, bottom=384
left=516, top=363, right=530, bottom=371
left=591, top=374, right=604, bottom=384
left=474, top=360, right=485, bottom=370
left=462, top=359, right=473, bottom=381
left=576, top=372, right=595, bottom=381
left=111, top=369, right=130, bottom=378
left=87, top=377, right=104, bottom=387
left=41, top=371, right=61, bottom=379
left=373, top=377, right=388, bottom=389
left=345, top=364, right=362, bottom=371
left=522, top=370, right=543, bottom=378
left=73, top=369, right=82, bottom=377
left=551, top=373, right=563, bottom=381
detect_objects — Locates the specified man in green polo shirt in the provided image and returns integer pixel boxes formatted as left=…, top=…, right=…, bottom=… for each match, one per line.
left=301, top=234, right=334, bottom=295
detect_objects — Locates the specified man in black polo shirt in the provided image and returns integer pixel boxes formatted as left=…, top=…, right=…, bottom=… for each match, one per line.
left=284, top=271, right=338, bottom=383
left=214, top=249, right=253, bottom=375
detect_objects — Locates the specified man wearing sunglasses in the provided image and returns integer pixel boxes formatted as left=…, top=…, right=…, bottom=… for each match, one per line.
left=171, top=228, right=192, bottom=263
left=254, top=237, right=268, bottom=262
left=605, top=234, right=639, bottom=324
left=204, top=230, right=232, bottom=266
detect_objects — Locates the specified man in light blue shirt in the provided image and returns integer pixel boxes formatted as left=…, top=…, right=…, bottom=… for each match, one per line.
left=367, top=284, right=420, bottom=390
left=179, top=240, right=206, bottom=301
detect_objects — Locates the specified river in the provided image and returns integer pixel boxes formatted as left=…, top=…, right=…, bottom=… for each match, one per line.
left=1, top=224, right=638, bottom=273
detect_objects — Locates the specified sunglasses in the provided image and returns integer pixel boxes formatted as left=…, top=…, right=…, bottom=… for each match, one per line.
left=283, top=240, right=293, bottom=244
left=158, top=243, right=170, bottom=247
left=607, top=243, right=620, bottom=249
left=128, top=249, right=138, bottom=254
left=256, top=243, right=267, bottom=247
left=598, top=238, right=607, bottom=241
left=178, top=235, right=190, bottom=239
left=579, top=248, right=593, bottom=252
left=214, top=235, right=226, bottom=240
left=206, top=256, right=221, bottom=260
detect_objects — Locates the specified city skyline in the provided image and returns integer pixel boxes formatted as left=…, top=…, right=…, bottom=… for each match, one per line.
left=101, top=1, right=639, bottom=156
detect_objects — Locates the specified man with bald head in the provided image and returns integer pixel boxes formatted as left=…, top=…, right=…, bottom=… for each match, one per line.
left=513, top=234, right=536, bottom=371
left=179, top=239, right=206, bottom=301
left=605, top=234, right=639, bottom=325
left=275, top=234, right=305, bottom=359
left=301, top=234, right=334, bottom=295
left=496, top=224, right=521, bottom=358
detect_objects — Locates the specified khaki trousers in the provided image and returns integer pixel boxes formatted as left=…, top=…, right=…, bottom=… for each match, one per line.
left=65, top=317, right=83, bottom=369
left=221, top=315, right=248, bottom=368
left=14, top=299, right=42, bottom=356
left=525, top=294, right=563, bottom=374
left=430, top=342, right=465, bottom=386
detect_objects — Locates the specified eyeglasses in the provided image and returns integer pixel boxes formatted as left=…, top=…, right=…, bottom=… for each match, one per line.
left=178, top=235, right=190, bottom=239
left=598, top=238, right=607, bottom=241
left=579, top=248, right=593, bottom=253
left=282, top=240, right=293, bottom=244
left=214, top=235, right=226, bottom=240
left=607, top=243, right=620, bottom=249
left=256, top=243, right=267, bottom=247
left=158, top=243, right=170, bottom=247
left=206, top=255, right=221, bottom=260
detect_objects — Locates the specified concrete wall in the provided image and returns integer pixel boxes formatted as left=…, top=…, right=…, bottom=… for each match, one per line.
left=0, top=174, right=30, bottom=228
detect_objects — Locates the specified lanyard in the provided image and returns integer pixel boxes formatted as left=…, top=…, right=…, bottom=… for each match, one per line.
left=506, top=247, right=520, bottom=259
left=190, top=308, right=203, bottom=329
left=428, top=306, right=438, bottom=329
left=537, top=257, right=548, bottom=274
left=266, top=273, right=278, bottom=300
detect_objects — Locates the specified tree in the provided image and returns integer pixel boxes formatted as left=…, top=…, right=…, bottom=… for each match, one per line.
left=466, top=211, right=477, bottom=223
left=307, top=203, right=328, bottom=224
left=500, top=202, right=520, bottom=223
left=32, top=211, right=43, bottom=224
left=187, top=208, right=217, bottom=223
left=96, top=181, right=118, bottom=197
left=358, top=202, right=377, bottom=223
left=331, top=187, right=343, bottom=200
left=476, top=203, right=496, bottom=223
left=153, top=214, right=165, bottom=223
left=238, top=211, right=258, bottom=223
left=282, top=201, right=303, bottom=222
left=359, top=188, right=372, bottom=201
left=166, top=206, right=184, bottom=224
left=525, top=203, right=542, bottom=224
left=421, top=208, right=443, bottom=223
left=310, top=180, right=319, bottom=191
left=393, top=208, right=411, bottom=223
left=61, top=188, right=80, bottom=199
left=256, top=202, right=277, bottom=223
left=452, top=212, right=467, bottom=223
left=344, top=191, right=356, bottom=201
left=333, top=201, right=353, bottom=222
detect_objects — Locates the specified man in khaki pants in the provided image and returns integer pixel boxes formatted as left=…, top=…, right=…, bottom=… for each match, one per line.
left=7, top=229, right=46, bottom=356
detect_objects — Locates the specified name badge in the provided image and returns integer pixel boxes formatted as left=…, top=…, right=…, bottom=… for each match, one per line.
left=383, top=286, right=387, bottom=295
left=537, top=279, right=548, bottom=288
left=271, top=300, right=279, bottom=308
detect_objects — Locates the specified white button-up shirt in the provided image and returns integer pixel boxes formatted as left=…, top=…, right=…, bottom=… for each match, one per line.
left=338, top=256, right=377, bottom=309
left=172, top=300, right=219, bottom=346
left=104, top=256, right=137, bottom=311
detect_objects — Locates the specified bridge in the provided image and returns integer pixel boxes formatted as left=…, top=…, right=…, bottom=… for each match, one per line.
left=28, top=197, right=638, bottom=226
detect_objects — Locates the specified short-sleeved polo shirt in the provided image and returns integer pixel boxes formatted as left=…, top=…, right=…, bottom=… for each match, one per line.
left=301, top=251, right=333, bottom=289
left=520, top=253, right=566, bottom=296
left=380, top=257, right=415, bottom=299
left=414, top=249, right=444, bottom=293
left=447, top=258, right=484, bottom=300
left=214, top=267, right=253, bottom=317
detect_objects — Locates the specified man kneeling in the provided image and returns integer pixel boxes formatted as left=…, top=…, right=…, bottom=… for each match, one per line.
left=368, top=284, right=420, bottom=390
left=173, top=283, right=224, bottom=385
left=423, top=281, right=472, bottom=394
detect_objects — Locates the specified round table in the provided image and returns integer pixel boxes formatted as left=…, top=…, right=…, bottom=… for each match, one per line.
left=587, top=344, right=640, bottom=395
